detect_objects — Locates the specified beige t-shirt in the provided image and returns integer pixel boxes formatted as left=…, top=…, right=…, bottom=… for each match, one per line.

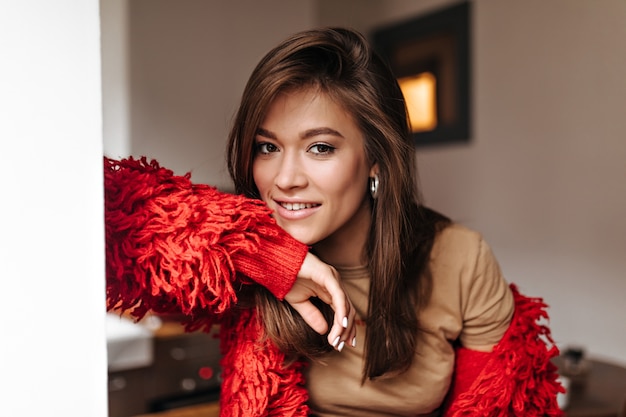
left=306, top=224, right=514, bottom=417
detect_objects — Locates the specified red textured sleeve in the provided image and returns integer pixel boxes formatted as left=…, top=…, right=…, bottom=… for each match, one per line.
left=442, top=284, right=565, bottom=417
left=442, top=347, right=490, bottom=415
left=218, top=310, right=309, bottom=417
left=230, top=231, right=308, bottom=300
left=104, top=156, right=308, bottom=328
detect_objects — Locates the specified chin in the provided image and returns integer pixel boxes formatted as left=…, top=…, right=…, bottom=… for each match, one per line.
left=282, top=228, right=319, bottom=246
left=293, top=235, right=318, bottom=246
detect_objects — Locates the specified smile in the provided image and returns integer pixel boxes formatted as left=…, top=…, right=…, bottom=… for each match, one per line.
left=279, top=202, right=320, bottom=211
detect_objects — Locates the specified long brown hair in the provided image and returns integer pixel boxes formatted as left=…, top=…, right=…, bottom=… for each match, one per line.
left=226, top=27, right=449, bottom=380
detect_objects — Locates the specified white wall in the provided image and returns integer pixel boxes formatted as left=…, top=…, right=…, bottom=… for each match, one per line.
left=0, top=1, right=107, bottom=416
left=101, top=0, right=131, bottom=158
left=321, top=0, right=626, bottom=366
left=102, top=0, right=626, bottom=366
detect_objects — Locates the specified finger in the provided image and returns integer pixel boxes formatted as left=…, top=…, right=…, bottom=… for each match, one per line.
left=305, top=273, right=349, bottom=346
left=327, top=299, right=357, bottom=351
left=348, top=326, right=357, bottom=349
left=322, top=278, right=349, bottom=328
left=331, top=300, right=353, bottom=341
left=328, top=310, right=357, bottom=351
left=290, top=300, right=329, bottom=335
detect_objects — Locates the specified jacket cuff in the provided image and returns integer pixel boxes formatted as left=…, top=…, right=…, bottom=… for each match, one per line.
left=232, top=229, right=309, bottom=300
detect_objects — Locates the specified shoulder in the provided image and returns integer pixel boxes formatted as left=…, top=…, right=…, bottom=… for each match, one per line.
left=430, top=222, right=504, bottom=289
left=427, top=223, right=514, bottom=345
left=426, top=222, right=491, bottom=310
left=430, top=223, right=486, bottom=267
left=428, top=222, right=510, bottom=313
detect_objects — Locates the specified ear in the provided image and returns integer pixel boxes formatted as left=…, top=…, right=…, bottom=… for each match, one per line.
left=369, top=163, right=379, bottom=178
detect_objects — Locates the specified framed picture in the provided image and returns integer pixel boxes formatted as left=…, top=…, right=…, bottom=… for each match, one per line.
left=372, top=1, right=471, bottom=146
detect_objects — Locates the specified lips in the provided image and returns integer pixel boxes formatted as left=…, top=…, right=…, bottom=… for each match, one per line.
left=273, top=200, right=321, bottom=221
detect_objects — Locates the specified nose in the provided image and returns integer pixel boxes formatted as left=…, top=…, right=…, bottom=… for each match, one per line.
left=274, top=151, right=307, bottom=190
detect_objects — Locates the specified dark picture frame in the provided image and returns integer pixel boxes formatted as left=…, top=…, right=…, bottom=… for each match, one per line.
left=372, top=1, right=471, bottom=146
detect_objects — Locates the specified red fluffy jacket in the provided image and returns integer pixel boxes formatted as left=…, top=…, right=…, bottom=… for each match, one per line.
left=104, top=157, right=564, bottom=417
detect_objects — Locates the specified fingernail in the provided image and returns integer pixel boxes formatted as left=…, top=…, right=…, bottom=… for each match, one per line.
left=338, top=341, right=345, bottom=352
left=351, top=337, right=357, bottom=348
left=332, top=336, right=340, bottom=347
left=342, top=316, right=348, bottom=328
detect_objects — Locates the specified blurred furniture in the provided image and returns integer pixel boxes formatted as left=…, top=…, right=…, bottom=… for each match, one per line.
left=108, top=320, right=222, bottom=417
left=132, top=402, right=219, bottom=417
left=109, top=335, right=625, bottom=417
left=553, top=355, right=626, bottom=417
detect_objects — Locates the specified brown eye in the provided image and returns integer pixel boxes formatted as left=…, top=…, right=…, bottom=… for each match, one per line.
left=309, top=143, right=335, bottom=155
left=256, top=142, right=279, bottom=154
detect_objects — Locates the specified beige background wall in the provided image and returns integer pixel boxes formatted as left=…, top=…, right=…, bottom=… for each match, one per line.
left=102, top=0, right=626, bottom=365
left=320, top=0, right=626, bottom=365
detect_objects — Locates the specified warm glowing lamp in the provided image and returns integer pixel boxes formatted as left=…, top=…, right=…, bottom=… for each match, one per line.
left=398, top=72, right=437, bottom=133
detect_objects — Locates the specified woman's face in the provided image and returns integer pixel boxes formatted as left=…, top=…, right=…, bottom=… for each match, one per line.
left=252, top=88, right=376, bottom=249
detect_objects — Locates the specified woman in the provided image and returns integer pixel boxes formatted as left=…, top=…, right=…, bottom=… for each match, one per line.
left=105, top=28, right=562, bottom=416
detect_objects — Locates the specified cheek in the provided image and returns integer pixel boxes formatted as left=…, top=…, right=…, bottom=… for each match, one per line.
left=252, top=162, right=269, bottom=192
left=321, top=163, right=367, bottom=201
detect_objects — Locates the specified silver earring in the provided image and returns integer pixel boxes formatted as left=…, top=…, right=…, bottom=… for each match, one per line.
left=369, top=174, right=379, bottom=199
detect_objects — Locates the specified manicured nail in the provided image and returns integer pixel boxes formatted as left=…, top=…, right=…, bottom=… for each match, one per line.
left=338, top=341, right=345, bottom=352
left=332, top=336, right=340, bottom=347
left=342, top=316, right=348, bottom=328
left=351, top=337, right=357, bottom=348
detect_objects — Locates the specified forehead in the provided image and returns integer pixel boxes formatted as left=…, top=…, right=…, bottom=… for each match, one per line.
left=263, top=87, right=357, bottom=130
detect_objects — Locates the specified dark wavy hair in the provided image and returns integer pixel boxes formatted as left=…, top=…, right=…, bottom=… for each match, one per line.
left=227, top=27, right=449, bottom=380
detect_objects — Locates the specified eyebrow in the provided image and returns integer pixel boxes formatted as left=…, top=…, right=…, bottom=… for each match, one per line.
left=256, top=127, right=344, bottom=140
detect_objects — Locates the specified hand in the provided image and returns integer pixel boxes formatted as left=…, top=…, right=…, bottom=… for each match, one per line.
left=284, top=252, right=357, bottom=352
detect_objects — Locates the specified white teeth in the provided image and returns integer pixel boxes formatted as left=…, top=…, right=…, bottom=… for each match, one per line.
left=281, top=202, right=316, bottom=211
